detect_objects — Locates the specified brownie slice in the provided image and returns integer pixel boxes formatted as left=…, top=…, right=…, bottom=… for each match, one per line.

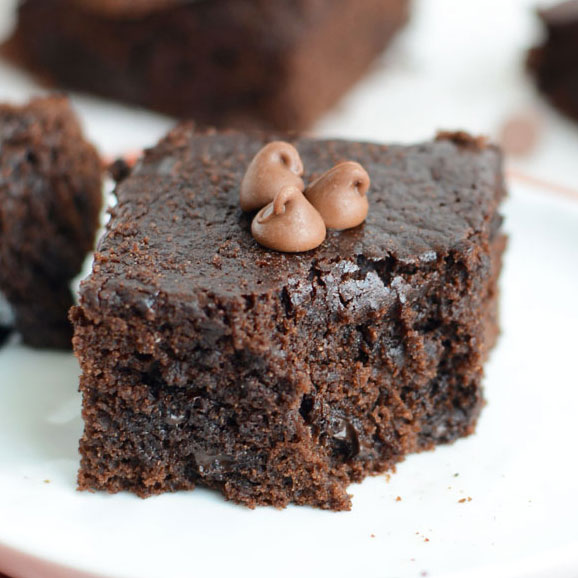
left=0, top=96, right=102, bottom=349
left=71, top=128, right=506, bottom=510
left=6, top=0, right=409, bottom=130
left=528, top=1, right=578, bottom=122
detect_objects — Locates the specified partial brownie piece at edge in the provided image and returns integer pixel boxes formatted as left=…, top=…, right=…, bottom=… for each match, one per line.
left=5, top=0, right=409, bottom=130
left=0, top=96, right=102, bottom=349
left=528, top=0, right=578, bottom=122
left=71, top=127, right=506, bottom=510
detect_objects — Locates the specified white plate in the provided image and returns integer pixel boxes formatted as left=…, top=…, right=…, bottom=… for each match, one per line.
left=1, top=0, right=578, bottom=575
left=1, top=182, right=577, bottom=578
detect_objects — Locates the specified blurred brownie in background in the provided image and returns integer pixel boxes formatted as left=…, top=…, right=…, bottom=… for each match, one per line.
left=528, top=1, right=578, bottom=122
left=4, top=0, right=409, bottom=130
left=0, top=96, right=102, bottom=349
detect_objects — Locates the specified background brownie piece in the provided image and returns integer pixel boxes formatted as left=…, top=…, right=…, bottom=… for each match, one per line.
left=6, top=0, right=409, bottom=130
left=528, top=1, right=578, bottom=122
left=71, top=127, right=505, bottom=510
left=0, top=96, right=102, bottom=349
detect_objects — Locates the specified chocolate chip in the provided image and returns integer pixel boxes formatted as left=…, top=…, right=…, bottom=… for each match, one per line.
left=240, top=141, right=304, bottom=212
left=251, top=185, right=326, bottom=252
left=305, top=161, right=370, bottom=230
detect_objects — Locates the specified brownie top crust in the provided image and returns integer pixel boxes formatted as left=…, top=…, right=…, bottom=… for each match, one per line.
left=82, top=128, right=503, bottom=310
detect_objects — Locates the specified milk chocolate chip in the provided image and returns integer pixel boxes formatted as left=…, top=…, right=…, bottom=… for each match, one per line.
left=305, top=161, right=370, bottom=230
left=251, top=185, right=326, bottom=253
left=240, top=141, right=304, bottom=212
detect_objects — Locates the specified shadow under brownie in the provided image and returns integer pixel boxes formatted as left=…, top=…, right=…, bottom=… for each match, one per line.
left=71, top=128, right=506, bottom=510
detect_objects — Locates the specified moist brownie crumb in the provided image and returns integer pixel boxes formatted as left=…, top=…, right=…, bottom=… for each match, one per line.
left=72, top=127, right=506, bottom=510
left=5, top=0, right=409, bottom=130
left=0, top=96, right=102, bottom=349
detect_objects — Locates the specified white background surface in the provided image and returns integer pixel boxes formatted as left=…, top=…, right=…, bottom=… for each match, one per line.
left=1, top=0, right=578, bottom=577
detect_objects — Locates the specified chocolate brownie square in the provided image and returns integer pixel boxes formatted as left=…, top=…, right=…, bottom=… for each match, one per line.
left=6, top=0, right=409, bottom=130
left=528, top=1, right=578, bottom=122
left=71, top=127, right=506, bottom=510
left=0, top=96, right=102, bottom=349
